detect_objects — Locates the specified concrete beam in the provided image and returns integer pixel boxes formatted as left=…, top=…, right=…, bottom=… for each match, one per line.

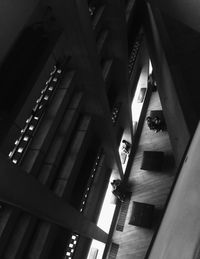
left=0, top=154, right=108, bottom=243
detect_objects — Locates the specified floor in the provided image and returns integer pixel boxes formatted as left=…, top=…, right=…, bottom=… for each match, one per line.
left=112, top=90, right=178, bottom=259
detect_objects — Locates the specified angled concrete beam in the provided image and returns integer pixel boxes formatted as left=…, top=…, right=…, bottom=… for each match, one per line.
left=0, top=154, right=108, bottom=243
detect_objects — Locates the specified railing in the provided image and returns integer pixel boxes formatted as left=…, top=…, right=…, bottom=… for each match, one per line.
left=128, top=33, right=143, bottom=78
left=8, top=65, right=63, bottom=165
left=65, top=149, right=104, bottom=259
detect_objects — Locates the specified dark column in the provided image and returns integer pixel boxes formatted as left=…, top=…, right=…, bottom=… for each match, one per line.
left=0, top=154, right=108, bottom=243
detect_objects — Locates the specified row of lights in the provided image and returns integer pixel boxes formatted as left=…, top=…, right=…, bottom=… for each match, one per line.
left=79, top=149, right=103, bottom=212
left=65, top=149, right=103, bottom=259
left=128, top=33, right=143, bottom=77
left=8, top=65, right=63, bottom=165
left=111, top=103, right=121, bottom=125
left=65, top=234, right=79, bottom=259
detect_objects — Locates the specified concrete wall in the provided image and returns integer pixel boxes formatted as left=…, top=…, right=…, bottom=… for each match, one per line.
left=151, top=0, right=200, bottom=32
left=0, top=0, right=40, bottom=64
left=143, top=2, right=191, bottom=165
left=149, top=122, right=200, bottom=259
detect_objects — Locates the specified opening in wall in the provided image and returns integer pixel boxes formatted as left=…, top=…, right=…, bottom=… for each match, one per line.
left=87, top=170, right=118, bottom=259
left=131, top=66, right=148, bottom=132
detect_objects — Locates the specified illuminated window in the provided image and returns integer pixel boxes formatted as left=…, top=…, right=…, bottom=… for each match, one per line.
left=17, top=147, right=23, bottom=153
left=12, top=159, right=17, bottom=164
left=44, top=95, right=49, bottom=100
left=29, top=125, right=34, bottom=131
left=15, top=140, right=19, bottom=145
left=8, top=151, right=13, bottom=158
left=23, top=136, right=29, bottom=141
left=53, top=77, right=58, bottom=82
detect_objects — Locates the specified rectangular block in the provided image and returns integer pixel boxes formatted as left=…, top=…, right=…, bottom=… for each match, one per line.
left=129, top=201, right=155, bottom=228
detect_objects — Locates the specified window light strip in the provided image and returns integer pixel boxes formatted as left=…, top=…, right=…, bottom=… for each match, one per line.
left=8, top=64, right=62, bottom=163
